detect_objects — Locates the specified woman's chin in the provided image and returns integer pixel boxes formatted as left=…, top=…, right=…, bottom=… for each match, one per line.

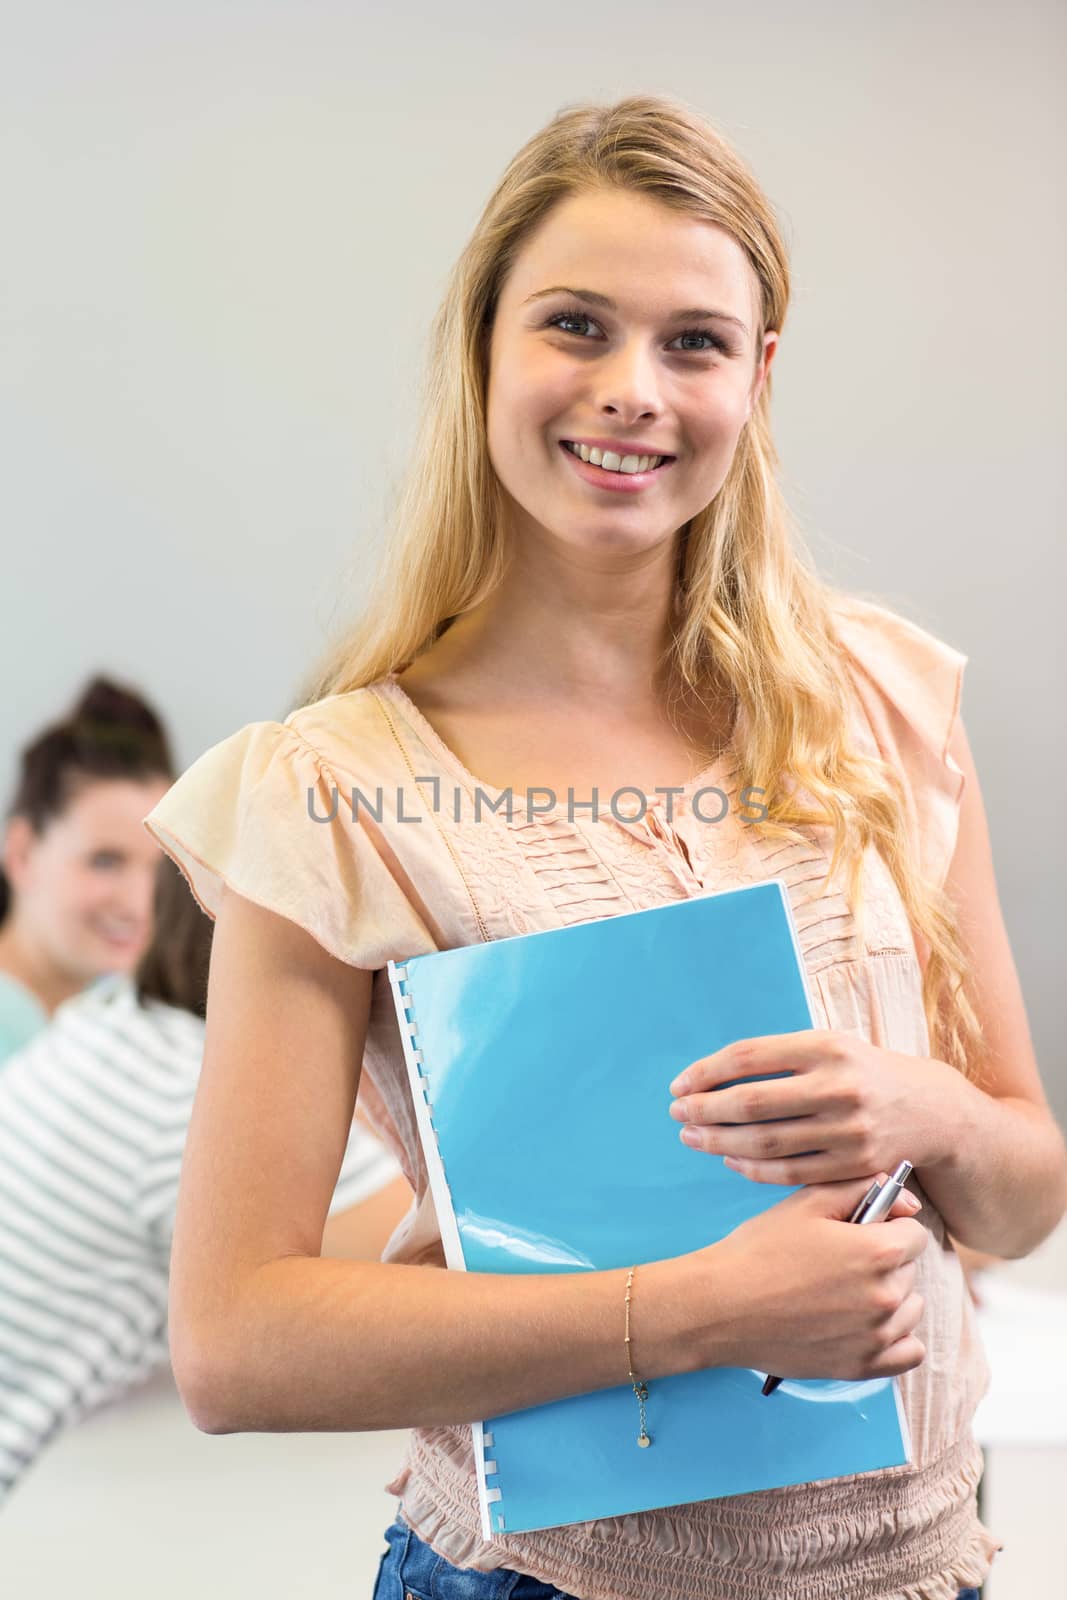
left=87, top=934, right=146, bottom=973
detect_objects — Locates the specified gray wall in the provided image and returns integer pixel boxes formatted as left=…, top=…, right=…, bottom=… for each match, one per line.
left=2, top=1, right=1063, bottom=1125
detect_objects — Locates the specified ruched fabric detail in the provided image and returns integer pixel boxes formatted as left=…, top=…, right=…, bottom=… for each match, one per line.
left=141, top=597, right=999, bottom=1597
left=386, top=1429, right=1001, bottom=1600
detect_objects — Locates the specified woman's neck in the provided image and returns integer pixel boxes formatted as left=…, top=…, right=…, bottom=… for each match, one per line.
left=0, top=921, right=86, bottom=1017
left=441, top=539, right=683, bottom=705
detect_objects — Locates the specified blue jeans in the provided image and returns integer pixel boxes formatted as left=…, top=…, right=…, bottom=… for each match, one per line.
left=373, top=1513, right=982, bottom=1600
left=372, top=1514, right=575, bottom=1597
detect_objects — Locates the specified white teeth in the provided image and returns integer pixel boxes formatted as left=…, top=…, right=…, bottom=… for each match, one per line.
left=565, top=441, right=664, bottom=474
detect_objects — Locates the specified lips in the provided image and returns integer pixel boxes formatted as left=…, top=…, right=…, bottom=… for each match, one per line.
left=93, top=922, right=142, bottom=947
left=559, top=442, right=672, bottom=472
left=557, top=439, right=674, bottom=493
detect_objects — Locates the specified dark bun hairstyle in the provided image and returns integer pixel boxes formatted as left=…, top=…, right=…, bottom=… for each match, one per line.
left=0, top=675, right=175, bottom=924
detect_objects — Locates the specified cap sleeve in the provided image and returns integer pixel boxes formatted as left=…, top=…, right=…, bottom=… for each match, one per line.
left=142, top=718, right=436, bottom=970
left=832, top=596, right=967, bottom=894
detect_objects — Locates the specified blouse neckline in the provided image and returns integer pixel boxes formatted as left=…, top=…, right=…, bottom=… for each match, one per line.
left=374, top=674, right=739, bottom=816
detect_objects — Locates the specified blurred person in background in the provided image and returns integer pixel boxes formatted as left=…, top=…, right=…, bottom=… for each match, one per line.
left=0, top=852, right=411, bottom=1508
left=0, top=677, right=173, bottom=1064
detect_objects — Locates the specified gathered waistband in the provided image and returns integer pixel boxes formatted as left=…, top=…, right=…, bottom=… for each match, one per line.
left=390, top=1426, right=1002, bottom=1600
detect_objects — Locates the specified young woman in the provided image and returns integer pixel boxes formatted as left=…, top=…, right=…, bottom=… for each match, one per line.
left=142, top=95, right=1066, bottom=1599
left=0, top=853, right=411, bottom=1507
left=0, top=677, right=174, bottom=1064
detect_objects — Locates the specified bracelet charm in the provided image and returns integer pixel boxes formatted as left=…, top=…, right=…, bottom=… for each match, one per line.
left=624, top=1266, right=652, bottom=1448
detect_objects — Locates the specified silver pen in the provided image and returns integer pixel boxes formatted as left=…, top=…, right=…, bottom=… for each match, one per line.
left=761, top=1160, right=915, bottom=1396
left=852, top=1160, right=914, bottom=1226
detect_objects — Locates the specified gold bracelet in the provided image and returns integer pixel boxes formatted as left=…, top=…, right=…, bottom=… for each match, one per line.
left=624, top=1266, right=651, bottom=1447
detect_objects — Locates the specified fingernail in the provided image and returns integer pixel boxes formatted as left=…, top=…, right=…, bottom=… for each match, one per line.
left=901, top=1192, right=922, bottom=1210
left=669, top=1073, right=689, bottom=1095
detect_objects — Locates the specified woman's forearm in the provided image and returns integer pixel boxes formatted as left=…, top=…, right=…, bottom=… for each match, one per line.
left=178, top=1252, right=709, bottom=1435
left=917, top=1067, right=1067, bottom=1257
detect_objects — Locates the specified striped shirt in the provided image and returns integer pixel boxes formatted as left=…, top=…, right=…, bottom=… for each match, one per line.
left=0, top=974, right=403, bottom=1506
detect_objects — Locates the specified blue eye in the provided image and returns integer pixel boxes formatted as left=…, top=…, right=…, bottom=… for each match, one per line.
left=545, top=308, right=731, bottom=356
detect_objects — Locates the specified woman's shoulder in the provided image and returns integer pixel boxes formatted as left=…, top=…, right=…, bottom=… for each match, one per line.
left=49, top=975, right=202, bottom=1057
left=828, top=588, right=965, bottom=658
left=143, top=682, right=438, bottom=968
left=2, top=977, right=205, bottom=1105
left=283, top=681, right=396, bottom=762
left=145, top=683, right=401, bottom=841
left=827, top=591, right=967, bottom=747
left=268, top=675, right=422, bottom=787
left=827, top=591, right=968, bottom=894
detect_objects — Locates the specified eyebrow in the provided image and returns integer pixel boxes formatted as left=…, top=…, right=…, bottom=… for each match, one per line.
left=523, top=285, right=749, bottom=336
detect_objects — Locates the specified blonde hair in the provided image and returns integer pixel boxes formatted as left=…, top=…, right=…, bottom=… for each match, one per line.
left=302, top=93, right=985, bottom=1085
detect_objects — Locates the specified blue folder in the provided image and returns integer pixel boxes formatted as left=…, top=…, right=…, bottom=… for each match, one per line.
left=387, top=879, right=911, bottom=1536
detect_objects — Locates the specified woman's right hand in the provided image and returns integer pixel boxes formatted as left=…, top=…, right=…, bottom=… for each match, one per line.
left=687, top=1173, right=929, bottom=1381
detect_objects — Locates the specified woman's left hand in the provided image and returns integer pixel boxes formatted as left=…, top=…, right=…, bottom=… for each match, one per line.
left=668, top=1029, right=958, bottom=1185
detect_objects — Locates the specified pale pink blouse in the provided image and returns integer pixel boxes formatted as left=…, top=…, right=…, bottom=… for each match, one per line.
left=143, top=595, right=1003, bottom=1599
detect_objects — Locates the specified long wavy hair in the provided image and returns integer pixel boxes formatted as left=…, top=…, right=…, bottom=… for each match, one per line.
left=300, top=93, right=984, bottom=1085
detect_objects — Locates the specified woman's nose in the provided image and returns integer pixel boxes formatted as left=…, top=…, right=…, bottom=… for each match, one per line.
left=594, top=342, right=664, bottom=410
left=113, top=869, right=157, bottom=927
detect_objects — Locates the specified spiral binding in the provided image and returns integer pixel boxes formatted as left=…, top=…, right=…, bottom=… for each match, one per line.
left=390, top=961, right=508, bottom=1533
left=481, top=1427, right=505, bottom=1530
left=391, top=963, right=433, bottom=1119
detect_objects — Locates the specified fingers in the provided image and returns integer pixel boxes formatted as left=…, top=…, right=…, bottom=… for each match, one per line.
left=875, top=1260, right=918, bottom=1308
left=864, top=1282, right=926, bottom=1375
left=860, top=1221, right=928, bottom=1281
left=868, top=1333, right=927, bottom=1378
left=875, top=1217, right=929, bottom=1269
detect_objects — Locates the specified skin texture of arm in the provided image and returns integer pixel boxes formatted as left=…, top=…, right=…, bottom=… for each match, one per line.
left=906, top=713, right=1067, bottom=1255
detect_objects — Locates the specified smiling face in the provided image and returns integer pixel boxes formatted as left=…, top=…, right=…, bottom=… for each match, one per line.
left=484, top=186, right=777, bottom=557
left=3, top=775, right=172, bottom=981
